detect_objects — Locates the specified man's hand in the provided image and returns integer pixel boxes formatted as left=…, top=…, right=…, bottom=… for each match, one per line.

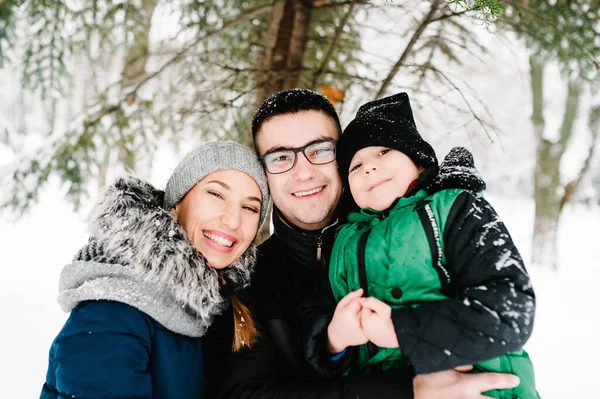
left=327, top=289, right=368, bottom=354
left=359, top=297, right=399, bottom=348
left=414, top=365, right=520, bottom=399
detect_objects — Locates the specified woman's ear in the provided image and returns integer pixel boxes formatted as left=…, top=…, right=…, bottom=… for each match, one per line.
left=170, top=206, right=178, bottom=221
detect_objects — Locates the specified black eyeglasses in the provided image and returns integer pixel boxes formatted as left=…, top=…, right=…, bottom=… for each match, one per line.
left=259, top=139, right=337, bottom=174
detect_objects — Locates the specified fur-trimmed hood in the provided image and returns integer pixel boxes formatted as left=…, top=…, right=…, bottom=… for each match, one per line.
left=58, top=175, right=258, bottom=337
left=422, top=146, right=486, bottom=194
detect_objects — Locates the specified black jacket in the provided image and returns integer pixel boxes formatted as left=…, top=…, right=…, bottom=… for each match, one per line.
left=203, top=208, right=414, bottom=399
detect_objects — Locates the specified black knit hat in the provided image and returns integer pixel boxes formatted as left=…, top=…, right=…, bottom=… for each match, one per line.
left=337, top=92, right=438, bottom=180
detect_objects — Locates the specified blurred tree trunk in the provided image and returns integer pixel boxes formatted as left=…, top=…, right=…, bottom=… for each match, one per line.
left=252, top=0, right=312, bottom=127
left=531, top=56, right=581, bottom=270
left=253, top=0, right=314, bottom=244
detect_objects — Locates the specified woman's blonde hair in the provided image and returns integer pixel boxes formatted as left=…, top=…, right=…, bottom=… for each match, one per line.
left=230, top=293, right=259, bottom=351
left=219, top=275, right=259, bottom=352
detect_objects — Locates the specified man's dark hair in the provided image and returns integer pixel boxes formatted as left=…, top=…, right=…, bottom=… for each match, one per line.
left=251, top=88, right=342, bottom=152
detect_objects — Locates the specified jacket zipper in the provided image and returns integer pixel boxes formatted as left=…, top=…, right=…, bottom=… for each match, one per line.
left=357, top=228, right=378, bottom=358
left=357, top=231, right=371, bottom=297
left=316, top=236, right=322, bottom=262
left=316, top=219, right=339, bottom=266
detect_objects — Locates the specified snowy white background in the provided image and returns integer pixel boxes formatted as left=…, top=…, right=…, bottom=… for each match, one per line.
left=1, top=9, right=599, bottom=398
left=1, top=190, right=598, bottom=398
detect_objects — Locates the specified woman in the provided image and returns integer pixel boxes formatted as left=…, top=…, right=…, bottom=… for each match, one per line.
left=41, top=141, right=270, bottom=399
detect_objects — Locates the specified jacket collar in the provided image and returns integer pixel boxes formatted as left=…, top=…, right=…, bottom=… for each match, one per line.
left=272, top=207, right=338, bottom=268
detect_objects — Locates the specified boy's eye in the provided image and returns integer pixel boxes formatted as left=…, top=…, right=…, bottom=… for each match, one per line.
left=378, top=149, right=390, bottom=156
left=349, top=163, right=361, bottom=173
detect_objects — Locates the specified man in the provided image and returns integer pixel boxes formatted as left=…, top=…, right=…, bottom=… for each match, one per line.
left=206, top=89, right=520, bottom=398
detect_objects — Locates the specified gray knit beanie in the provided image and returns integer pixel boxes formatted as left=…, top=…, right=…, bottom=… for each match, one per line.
left=164, top=141, right=270, bottom=229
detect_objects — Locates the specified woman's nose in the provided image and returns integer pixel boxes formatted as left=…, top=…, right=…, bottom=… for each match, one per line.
left=220, top=206, right=241, bottom=230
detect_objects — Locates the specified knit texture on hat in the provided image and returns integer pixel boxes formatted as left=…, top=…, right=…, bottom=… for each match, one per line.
left=164, top=141, right=270, bottom=228
left=338, top=92, right=438, bottom=181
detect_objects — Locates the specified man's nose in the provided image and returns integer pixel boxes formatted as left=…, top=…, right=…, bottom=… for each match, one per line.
left=293, top=152, right=316, bottom=180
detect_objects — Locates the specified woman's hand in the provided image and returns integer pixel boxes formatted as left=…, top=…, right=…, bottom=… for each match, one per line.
left=327, top=289, right=369, bottom=354
left=359, top=296, right=399, bottom=348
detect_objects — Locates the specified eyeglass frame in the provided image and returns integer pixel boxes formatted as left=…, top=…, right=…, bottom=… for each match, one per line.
left=258, top=139, right=338, bottom=175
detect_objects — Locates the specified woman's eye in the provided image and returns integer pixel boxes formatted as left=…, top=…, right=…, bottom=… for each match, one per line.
left=243, top=206, right=259, bottom=213
left=209, top=191, right=224, bottom=199
left=378, top=149, right=390, bottom=156
left=349, top=163, right=361, bottom=173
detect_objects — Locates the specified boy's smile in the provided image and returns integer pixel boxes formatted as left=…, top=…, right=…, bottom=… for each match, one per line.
left=368, top=178, right=393, bottom=192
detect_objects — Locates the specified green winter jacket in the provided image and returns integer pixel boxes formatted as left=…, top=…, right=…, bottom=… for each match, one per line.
left=330, top=188, right=461, bottom=370
left=307, top=148, right=540, bottom=399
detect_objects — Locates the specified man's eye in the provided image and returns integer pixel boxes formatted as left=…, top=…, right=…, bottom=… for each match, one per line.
left=270, top=154, right=290, bottom=163
left=378, top=149, right=390, bottom=156
left=314, top=148, right=332, bottom=155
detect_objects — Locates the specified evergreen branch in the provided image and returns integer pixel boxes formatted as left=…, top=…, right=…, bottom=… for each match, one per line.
left=127, top=4, right=272, bottom=95
left=447, top=0, right=505, bottom=27
left=375, top=0, right=442, bottom=98
left=419, top=33, right=488, bottom=65
left=504, top=2, right=600, bottom=73
left=209, top=62, right=380, bottom=85
left=413, top=63, right=496, bottom=142
left=310, top=1, right=357, bottom=89
left=430, top=9, right=468, bottom=23
left=315, top=0, right=370, bottom=10
left=322, top=69, right=380, bottom=84
left=68, top=4, right=272, bottom=130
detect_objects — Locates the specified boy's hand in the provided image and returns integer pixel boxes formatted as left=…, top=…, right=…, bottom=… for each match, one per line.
left=359, top=297, right=399, bottom=348
left=327, top=288, right=368, bottom=354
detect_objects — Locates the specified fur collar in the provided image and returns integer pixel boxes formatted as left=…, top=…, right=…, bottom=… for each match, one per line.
left=58, top=175, right=257, bottom=337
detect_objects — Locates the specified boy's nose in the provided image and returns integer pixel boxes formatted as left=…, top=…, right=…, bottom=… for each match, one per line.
left=364, top=163, right=377, bottom=174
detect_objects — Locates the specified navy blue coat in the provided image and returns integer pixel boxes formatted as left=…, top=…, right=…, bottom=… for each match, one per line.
left=41, top=300, right=205, bottom=399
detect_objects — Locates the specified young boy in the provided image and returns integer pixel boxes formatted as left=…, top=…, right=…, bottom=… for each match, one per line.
left=301, top=92, right=539, bottom=399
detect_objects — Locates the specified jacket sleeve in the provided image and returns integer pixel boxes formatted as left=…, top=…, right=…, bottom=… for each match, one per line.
left=298, top=267, right=354, bottom=379
left=210, top=328, right=414, bottom=399
left=42, top=301, right=153, bottom=399
left=391, top=191, right=535, bottom=374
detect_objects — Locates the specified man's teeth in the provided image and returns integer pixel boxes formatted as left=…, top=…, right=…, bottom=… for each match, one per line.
left=204, top=232, right=234, bottom=247
left=293, top=186, right=324, bottom=197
